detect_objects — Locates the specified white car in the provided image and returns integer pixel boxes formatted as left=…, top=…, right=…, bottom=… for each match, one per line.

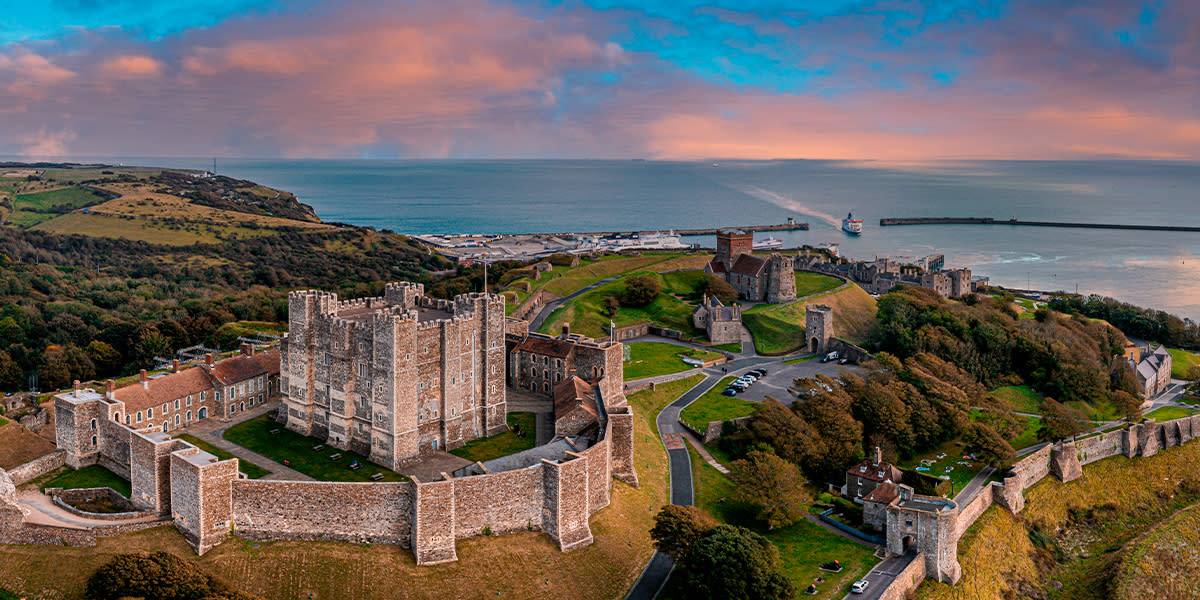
left=850, top=579, right=870, bottom=594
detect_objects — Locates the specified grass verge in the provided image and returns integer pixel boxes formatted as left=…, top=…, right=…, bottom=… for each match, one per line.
left=678, top=376, right=760, bottom=431
left=623, top=342, right=721, bottom=381
left=1145, top=405, right=1197, bottom=421
left=39, top=465, right=132, bottom=497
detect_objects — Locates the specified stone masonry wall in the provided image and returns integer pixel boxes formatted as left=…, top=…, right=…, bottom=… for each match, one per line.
left=954, top=483, right=994, bottom=539
left=232, top=480, right=414, bottom=545
left=7, top=450, right=66, bottom=485
left=1076, top=429, right=1127, bottom=465
left=877, top=553, right=928, bottom=600
left=450, top=466, right=543, bottom=538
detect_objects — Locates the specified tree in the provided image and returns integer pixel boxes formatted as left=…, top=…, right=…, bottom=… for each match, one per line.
left=1111, top=390, right=1143, bottom=422
left=620, top=274, right=661, bottom=307
left=41, top=344, right=95, bottom=390
left=0, top=350, right=20, bottom=391
left=650, top=505, right=717, bottom=561
left=1037, top=398, right=1086, bottom=441
left=85, top=551, right=264, bottom=600
left=963, top=423, right=1016, bottom=467
left=602, top=296, right=620, bottom=317
left=729, top=450, right=811, bottom=528
left=681, top=525, right=796, bottom=600
left=85, top=340, right=123, bottom=376
left=700, top=274, right=738, bottom=305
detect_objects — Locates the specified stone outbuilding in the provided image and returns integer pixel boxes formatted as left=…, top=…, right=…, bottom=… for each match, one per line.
left=844, top=447, right=902, bottom=501
left=1129, top=344, right=1172, bottom=399
left=553, top=375, right=600, bottom=437
left=692, top=295, right=742, bottom=345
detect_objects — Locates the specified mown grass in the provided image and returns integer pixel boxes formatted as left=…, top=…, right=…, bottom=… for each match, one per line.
left=1168, top=348, right=1200, bottom=380
left=670, top=449, right=876, bottom=600
left=174, top=434, right=272, bottom=479
left=39, top=465, right=132, bottom=497
left=1145, top=405, right=1197, bottom=421
left=539, top=270, right=707, bottom=339
left=623, top=342, right=721, bottom=381
left=898, top=438, right=985, bottom=494
left=989, top=385, right=1043, bottom=413
left=709, top=342, right=743, bottom=353
left=794, top=272, right=844, bottom=297
left=224, top=415, right=407, bottom=482
left=14, top=186, right=106, bottom=212
left=449, top=412, right=536, bottom=462
left=0, top=376, right=695, bottom=600
left=679, top=376, right=760, bottom=431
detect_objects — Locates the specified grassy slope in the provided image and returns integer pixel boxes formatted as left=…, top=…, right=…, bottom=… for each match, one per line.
left=0, top=375, right=700, bottom=600
left=174, top=434, right=272, bottom=479
left=990, top=385, right=1043, bottom=413
left=919, top=440, right=1200, bottom=600
left=623, top=342, right=721, bottom=381
left=678, top=376, right=760, bottom=430
left=38, top=465, right=132, bottom=497
left=793, top=272, right=844, bottom=297
left=678, top=450, right=876, bottom=600
left=503, top=253, right=709, bottom=316
left=1112, top=503, right=1200, bottom=600
left=1168, top=348, right=1200, bottom=379
left=449, top=412, right=536, bottom=462
left=540, top=270, right=709, bottom=339
left=743, top=283, right=878, bottom=355
left=1145, top=405, right=1197, bottom=421
left=0, top=422, right=57, bottom=470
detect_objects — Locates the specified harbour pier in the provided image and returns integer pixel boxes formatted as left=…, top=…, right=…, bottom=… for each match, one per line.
left=879, top=217, right=1200, bottom=233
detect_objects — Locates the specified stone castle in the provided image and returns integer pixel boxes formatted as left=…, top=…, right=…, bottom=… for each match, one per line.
left=705, top=229, right=796, bottom=303
left=3, top=281, right=637, bottom=565
left=281, top=283, right=507, bottom=470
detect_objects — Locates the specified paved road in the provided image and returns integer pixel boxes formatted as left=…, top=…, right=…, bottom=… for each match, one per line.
left=840, top=552, right=917, bottom=600
left=527, top=276, right=621, bottom=332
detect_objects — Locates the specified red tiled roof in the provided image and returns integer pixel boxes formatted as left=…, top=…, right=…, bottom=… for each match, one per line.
left=206, top=354, right=268, bottom=386
left=113, top=367, right=213, bottom=413
left=864, top=481, right=899, bottom=504
left=553, top=376, right=598, bottom=419
left=511, top=335, right=575, bottom=359
left=847, top=458, right=903, bottom=483
left=252, top=350, right=280, bottom=376
left=730, top=254, right=767, bottom=277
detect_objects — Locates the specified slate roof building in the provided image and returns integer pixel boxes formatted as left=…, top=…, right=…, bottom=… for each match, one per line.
left=844, top=446, right=903, bottom=501
left=1129, top=344, right=1172, bottom=400
left=692, top=295, right=742, bottom=345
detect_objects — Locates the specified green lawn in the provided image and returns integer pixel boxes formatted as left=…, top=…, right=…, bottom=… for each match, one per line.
left=174, top=434, right=272, bottom=479
left=741, top=310, right=805, bottom=355
left=1145, top=406, right=1197, bottom=422
left=223, top=416, right=408, bottom=482
left=623, top=342, right=722, bottom=381
left=40, top=465, right=132, bottom=497
left=686, top=450, right=876, bottom=599
left=969, top=409, right=1040, bottom=451
left=679, top=377, right=760, bottom=430
left=709, top=342, right=743, bottom=353
left=539, top=270, right=706, bottom=339
left=14, top=186, right=106, bottom=212
left=794, top=272, right=844, bottom=298
left=1168, top=348, right=1200, bottom=380
left=899, top=439, right=985, bottom=495
left=989, top=385, right=1043, bottom=413
left=449, top=412, right=537, bottom=463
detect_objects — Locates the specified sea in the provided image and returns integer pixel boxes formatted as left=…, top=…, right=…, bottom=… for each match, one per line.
left=39, top=158, right=1200, bottom=320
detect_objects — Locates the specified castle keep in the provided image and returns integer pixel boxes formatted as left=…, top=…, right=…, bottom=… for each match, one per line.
left=281, top=283, right=507, bottom=469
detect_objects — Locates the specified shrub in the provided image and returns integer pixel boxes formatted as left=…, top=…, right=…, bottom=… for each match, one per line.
left=85, top=552, right=264, bottom=600
left=620, top=275, right=661, bottom=307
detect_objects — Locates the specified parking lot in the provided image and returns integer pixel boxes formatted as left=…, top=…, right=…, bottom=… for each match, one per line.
left=720, top=356, right=861, bottom=405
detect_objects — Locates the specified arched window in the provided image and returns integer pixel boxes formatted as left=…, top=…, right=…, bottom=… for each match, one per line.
left=174, top=415, right=180, bottom=426
left=90, top=418, right=97, bottom=430
left=187, top=410, right=192, bottom=422
left=91, top=436, right=97, bottom=446
left=162, top=421, right=168, bottom=432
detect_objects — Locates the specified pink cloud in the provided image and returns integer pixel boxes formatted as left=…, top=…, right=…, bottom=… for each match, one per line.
left=99, top=55, right=163, bottom=78
left=0, top=50, right=75, bottom=99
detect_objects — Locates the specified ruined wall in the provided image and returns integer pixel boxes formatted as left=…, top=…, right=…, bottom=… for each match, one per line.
left=607, top=407, right=638, bottom=486
left=232, top=480, right=414, bottom=545
left=7, top=450, right=66, bottom=486
left=954, top=484, right=994, bottom=539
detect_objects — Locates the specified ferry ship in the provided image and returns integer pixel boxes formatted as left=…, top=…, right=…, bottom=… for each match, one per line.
left=817, top=242, right=840, bottom=257
left=842, top=212, right=863, bottom=235
left=753, top=236, right=784, bottom=250
left=598, top=231, right=686, bottom=250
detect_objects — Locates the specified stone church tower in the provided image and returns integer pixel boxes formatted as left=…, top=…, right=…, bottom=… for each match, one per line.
left=764, top=254, right=796, bottom=304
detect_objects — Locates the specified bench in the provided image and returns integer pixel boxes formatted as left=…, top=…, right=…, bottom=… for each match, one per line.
left=348, top=462, right=362, bottom=471
left=369, top=473, right=384, bottom=481
left=269, top=428, right=280, bottom=435
left=329, top=453, right=342, bottom=461
left=312, top=444, right=324, bottom=451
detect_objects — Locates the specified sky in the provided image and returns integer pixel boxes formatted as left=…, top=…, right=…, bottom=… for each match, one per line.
left=0, top=0, right=1198, bottom=160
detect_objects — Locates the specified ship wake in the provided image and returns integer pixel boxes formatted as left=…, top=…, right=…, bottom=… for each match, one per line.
left=741, top=185, right=841, bottom=229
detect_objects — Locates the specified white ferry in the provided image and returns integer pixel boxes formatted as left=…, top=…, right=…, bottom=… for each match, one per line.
left=753, top=236, right=784, bottom=250
left=842, top=212, right=863, bottom=235
left=817, top=242, right=840, bottom=257
left=599, top=231, right=686, bottom=250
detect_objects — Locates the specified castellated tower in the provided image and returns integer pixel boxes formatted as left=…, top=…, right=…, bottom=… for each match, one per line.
left=280, top=282, right=506, bottom=470
left=805, top=304, right=833, bottom=355
left=764, top=254, right=797, bottom=304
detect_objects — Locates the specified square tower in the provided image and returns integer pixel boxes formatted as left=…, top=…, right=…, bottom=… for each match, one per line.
left=715, top=229, right=753, bottom=268
left=805, top=304, right=833, bottom=354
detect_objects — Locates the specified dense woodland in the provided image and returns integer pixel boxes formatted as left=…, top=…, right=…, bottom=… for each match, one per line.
left=1048, top=293, right=1200, bottom=350
left=0, top=224, right=455, bottom=391
left=723, top=286, right=1141, bottom=483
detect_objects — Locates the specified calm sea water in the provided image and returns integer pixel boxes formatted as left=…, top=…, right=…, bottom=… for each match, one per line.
left=53, top=158, right=1200, bottom=320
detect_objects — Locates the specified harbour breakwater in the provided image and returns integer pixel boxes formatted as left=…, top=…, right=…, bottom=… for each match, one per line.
left=563, top=222, right=809, bottom=236
left=880, top=217, right=1200, bottom=233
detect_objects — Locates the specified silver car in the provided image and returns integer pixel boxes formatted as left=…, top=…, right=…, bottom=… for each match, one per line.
left=850, top=579, right=869, bottom=594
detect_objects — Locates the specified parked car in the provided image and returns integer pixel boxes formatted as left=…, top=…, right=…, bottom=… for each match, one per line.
left=748, top=368, right=766, bottom=377
left=821, top=351, right=840, bottom=363
left=838, top=357, right=849, bottom=365
left=730, top=381, right=749, bottom=391
left=850, top=580, right=870, bottom=594
left=721, top=388, right=739, bottom=396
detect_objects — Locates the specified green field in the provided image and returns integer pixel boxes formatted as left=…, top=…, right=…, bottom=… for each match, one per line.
left=449, top=412, right=537, bottom=462
left=679, top=377, right=760, bottom=430
left=623, top=342, right=722, bottom=380
left=39, top=465, right=132, bottom=497
left=224, top=416, right=408, bottom=482
left=539, top=270, right=709, bottom=339
left=989, top=385, right=1043, bottom=413
left=1145, top=406, right=1197, bottom=422
left=7, top=187, right=108, bottom=227
left=783, top=354, right=817, bottom=364
left=680, top=450, right=876, bottom=599
left=1168, top=348, right=1200, bottom=380
left=899, top=439, right=986, bottom=494
left=174, top=434, right=272, bottom=479
left=970, top=409, right=1041, bottom=451
left=709, top=342, right=743, bottom=353
left=794, top=272, right=844, bottom=297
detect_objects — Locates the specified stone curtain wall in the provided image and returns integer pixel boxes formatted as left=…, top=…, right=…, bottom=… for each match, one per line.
left=449, top=466, right=543, bottom=539
left=232, top=480, right=415, bottom=545
left=7, top=450, right=65, bottom=485
left=877, top=553, right=929, bottom=600
left=953, top=484, right=994, bottom=540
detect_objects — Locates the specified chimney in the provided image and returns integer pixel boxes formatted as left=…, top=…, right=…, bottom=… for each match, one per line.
left=873, top=446, right=883, bottom=465
left=106, top=379, right=115, bottom=400
left=205, top=353, right=214, bottom=366
left=171, top=359, right=180, bottom=373
left=140, top=370, right=148, bottom=390
left=561, top=324, right=570, bottom=339
left=73, top=380, right=80, bottom=398
left=240, top=343, right=253, bottom=357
